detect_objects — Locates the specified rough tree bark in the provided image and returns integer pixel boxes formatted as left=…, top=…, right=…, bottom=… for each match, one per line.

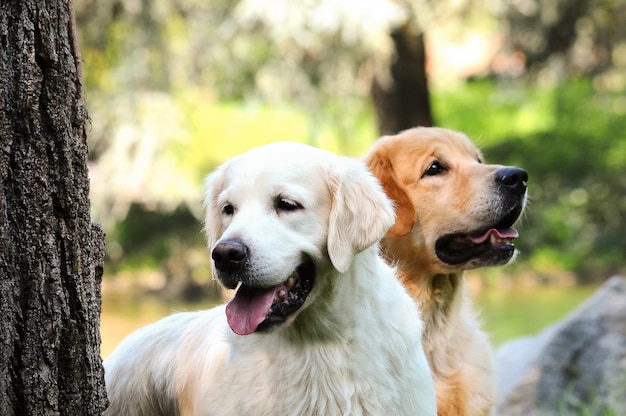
left=0, top=1, right=107, bottom=415
left=371, top=20, right=434, bottom=135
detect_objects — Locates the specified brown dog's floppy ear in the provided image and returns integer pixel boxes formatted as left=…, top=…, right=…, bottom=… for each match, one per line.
left=327, top=160, right=395, bottom=273
left=203, top=164, right=228, bottom=279
left=364, top=151, right=416, bottom=237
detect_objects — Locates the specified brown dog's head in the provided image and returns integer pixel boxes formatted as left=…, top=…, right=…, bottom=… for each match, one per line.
left=364, top=127, right=527, bottom=275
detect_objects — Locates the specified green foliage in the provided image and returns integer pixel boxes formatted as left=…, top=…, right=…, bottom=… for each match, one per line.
left=106, top=203, right=204, bottom=273
left=433, top=79, right=555, bottom=145
left=171, top=93, right=376, bottom=184
left=172, top=97, right=312, bottom=183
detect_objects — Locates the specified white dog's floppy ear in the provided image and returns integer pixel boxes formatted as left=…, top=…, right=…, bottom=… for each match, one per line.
left=203, top=164, right=228, bottom=279
left=327, top=160, right=395, bottom=273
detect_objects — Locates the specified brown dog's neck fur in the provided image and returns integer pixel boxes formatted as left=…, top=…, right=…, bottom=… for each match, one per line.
left=380, top=236, right=463, bottom=334
left=381, top=235, right=469, bottom=363
left=395, top=267, right=463, bottom=341
left=391, top=257, right=495, bottom=415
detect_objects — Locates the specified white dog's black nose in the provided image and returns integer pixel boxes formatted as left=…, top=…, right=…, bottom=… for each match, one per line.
left=496, top=167, right=528, bottom=195
left=212, top=239, right=248, bottom=273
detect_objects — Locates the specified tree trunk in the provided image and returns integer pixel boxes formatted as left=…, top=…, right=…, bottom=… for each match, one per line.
left=0, top=1, right=107, bottom=414
left=371, top=20, right=433, bottom=135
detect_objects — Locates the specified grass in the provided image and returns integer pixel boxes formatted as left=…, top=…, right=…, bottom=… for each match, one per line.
left=474, top=282, right=597, bottom=346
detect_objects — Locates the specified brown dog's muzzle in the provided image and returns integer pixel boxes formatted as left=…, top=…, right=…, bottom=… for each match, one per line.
left=435, top=166, right=528, bottom=268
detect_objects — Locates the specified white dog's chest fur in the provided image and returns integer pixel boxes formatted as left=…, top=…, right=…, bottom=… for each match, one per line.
left=180, top=260, right=428, bottom=415
left=195, top=322, right=419, bottom=415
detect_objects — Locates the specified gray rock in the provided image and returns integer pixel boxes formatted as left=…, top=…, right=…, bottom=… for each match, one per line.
left=495, top=276, right=626, bottom=416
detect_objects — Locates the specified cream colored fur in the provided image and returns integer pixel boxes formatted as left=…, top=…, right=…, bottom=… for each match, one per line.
left=104, top=142, right=437, bottom=416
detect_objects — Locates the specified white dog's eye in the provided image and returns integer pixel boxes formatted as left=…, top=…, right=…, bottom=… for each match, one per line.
left=222, top=203, right=235, bottom=216
left=422, top=161, right=446, bottom=177
left=274, top=196, right=303, bottom=212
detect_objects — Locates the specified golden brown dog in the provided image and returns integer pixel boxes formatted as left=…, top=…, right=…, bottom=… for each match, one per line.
left=364, top=127, right=528, bottom=416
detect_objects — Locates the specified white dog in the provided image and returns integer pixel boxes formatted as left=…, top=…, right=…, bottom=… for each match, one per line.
left=103, top=142, right=437, bottom=416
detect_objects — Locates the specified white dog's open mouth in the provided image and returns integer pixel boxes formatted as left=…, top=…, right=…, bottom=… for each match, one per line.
left=435, top=204, right=523, bottom=266
left=225, top=259, right=315, bottom=335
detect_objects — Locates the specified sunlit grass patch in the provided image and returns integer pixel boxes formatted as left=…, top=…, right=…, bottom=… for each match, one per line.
left=472, top=278, right=597, bottom=346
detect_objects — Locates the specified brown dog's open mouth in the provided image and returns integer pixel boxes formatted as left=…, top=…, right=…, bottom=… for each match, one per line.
left=435, top=204, right=523, bottom=266
left=225, top=259, right=315, bottom=335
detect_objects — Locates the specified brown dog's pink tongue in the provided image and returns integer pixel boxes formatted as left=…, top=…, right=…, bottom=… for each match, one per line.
left=469, top=228, right=519, bottom=244
left=225, top=286, right=276, bottom=335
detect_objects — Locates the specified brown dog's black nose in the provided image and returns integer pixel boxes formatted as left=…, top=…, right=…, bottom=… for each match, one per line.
left=496, top=167, right=528, bottom=195
left=212, top=239, right=248, bottom=273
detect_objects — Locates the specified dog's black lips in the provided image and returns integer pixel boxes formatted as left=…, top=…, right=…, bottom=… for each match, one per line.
left=256, top=259, right=315, bottom=332
left=435, top=203, right=524, bottom=266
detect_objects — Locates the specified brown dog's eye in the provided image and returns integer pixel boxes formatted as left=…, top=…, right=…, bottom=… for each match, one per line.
left=423, top=161, right=446, bottom=177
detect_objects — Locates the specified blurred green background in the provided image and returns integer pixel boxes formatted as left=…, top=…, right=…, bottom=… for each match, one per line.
left=73, top=0, right=626, bottom=357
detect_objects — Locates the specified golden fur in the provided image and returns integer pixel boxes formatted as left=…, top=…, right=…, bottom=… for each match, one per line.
left=364, top=127, right=528, bottom=416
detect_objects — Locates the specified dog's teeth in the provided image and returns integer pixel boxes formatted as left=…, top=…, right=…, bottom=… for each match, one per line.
left=278, top=289, right=286, bottom=298
left=490, top=234, right=497, bottom=244
left=287, top=276, right=295, bottom=288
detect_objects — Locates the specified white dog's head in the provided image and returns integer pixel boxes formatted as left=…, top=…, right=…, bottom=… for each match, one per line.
left=204, top=142, right=395, bottom=336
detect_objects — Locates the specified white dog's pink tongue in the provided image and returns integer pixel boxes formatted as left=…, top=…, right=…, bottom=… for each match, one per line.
left=226, top=286, right=276, bottom=335
left=469, top=228, right=519, bottom=244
